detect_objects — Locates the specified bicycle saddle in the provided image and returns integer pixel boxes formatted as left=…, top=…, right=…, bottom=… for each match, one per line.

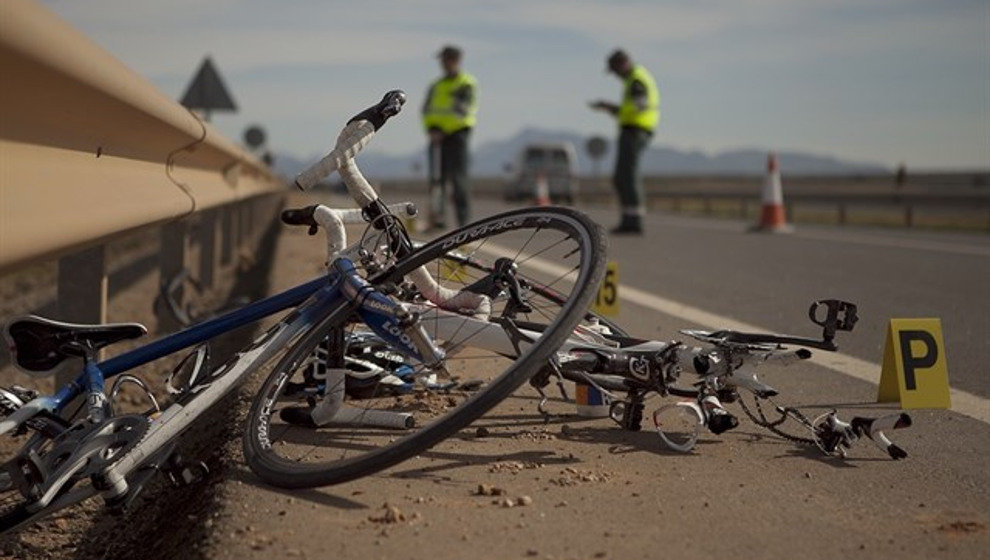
left=4, top=315, right=147, bottom=376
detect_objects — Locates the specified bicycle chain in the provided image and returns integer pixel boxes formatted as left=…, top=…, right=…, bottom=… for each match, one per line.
left=737, top=393, right=817, bottom=447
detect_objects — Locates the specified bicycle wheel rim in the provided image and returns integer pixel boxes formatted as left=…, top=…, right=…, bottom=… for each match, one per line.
left=244, top=206, right=606, bottom=488
left=654, top=403, right=702, bottom=452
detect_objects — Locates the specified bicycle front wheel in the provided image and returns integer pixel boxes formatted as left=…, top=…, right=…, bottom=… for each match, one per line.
left=244, top=206, right=606, bottom=488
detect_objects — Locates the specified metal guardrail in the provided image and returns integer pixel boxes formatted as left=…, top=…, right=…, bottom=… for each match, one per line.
left=0, top=0, right=288, bottom=388
left=0, top=0, right=285, bottom=275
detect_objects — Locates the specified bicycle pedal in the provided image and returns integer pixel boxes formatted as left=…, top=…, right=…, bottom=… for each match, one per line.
left=167, top=460, right=209, bottom=487
left=104, top=465, right=158, bottom=515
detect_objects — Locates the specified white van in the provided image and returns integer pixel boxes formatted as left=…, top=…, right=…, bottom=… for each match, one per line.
left=504, top=143, right=578, bottom=204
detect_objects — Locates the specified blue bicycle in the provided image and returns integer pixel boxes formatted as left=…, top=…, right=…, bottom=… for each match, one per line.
left=0, top=91, right=606, bottom=530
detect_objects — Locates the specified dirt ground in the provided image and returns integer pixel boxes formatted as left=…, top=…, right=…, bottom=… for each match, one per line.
left=1, top=193, right=987, bottom=559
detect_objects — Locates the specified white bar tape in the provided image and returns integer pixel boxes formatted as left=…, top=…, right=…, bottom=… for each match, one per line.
left=407, top=267, right=492, bottom=318
left=331, top=405, right=414, bottom=429
left=338, top=157, right=376, bottom=208
left=310, top=368, right=347, bottom=426
left=294, top=120, right=376, bottom=191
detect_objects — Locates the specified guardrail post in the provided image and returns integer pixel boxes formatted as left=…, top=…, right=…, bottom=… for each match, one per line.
left=220, top=206, right=234, bottom=266
left=158, top=220, right=187, bottom=333
left=198, top=209, right=218, bottom=289
left=246, top=200, right=256, bottom=242
left=56, top=245, right=107, bottom=389
left=237, top=201, right=248, bottom=255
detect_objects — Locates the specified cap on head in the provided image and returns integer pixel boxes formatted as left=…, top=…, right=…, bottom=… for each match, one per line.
left=438, top=45, right=462, bottom=61
left=606, top=49, right=630, bottom=72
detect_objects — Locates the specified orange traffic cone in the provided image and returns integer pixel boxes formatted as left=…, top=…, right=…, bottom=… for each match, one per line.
left=753, top=152, right=792, bottom=233
left=534, top=170, right=551, bottom=206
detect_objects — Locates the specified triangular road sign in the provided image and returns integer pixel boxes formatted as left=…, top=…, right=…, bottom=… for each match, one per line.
left=180, top=56, right=237, bottom=117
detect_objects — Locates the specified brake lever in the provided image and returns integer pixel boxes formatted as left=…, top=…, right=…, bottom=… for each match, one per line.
left=851, top=413, right=911, bottom=459
left=281, top=205, right=320, bottom=235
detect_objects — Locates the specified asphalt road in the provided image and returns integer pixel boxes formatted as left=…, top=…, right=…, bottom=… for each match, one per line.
left=464, top=198, right=990, bottom=400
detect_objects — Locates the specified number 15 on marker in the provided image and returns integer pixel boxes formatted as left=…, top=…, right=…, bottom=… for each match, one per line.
left=592, top=261, right=619, bottom=316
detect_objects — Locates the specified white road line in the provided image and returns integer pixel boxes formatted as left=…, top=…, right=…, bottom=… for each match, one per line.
left=792, top=230, right=990, bottom=257
left=497, top=241, right=990, bottom=425
left=652, top=214, right=990, bottom=257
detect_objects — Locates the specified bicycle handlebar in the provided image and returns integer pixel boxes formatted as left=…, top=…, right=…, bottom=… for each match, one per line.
left=281, top=203, right=417, bottom=234
left=294, top=90, right=407, bottom=196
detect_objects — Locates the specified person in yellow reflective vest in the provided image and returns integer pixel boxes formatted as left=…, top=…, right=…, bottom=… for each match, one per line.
left=589, top=49, right=660, bottom=235
left=422, top=45, right=478, bottom=229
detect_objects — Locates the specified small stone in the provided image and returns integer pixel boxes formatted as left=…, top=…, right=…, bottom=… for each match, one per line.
left=804, top=472, right=812, bottom=479
left=477, top=483, right=493, bottom=496
left=369, top=504, right=406, bottom=524
left=476, top=426, right=490, bottom=438
left=518, top=495, right=533, bottom=506
left=526, top=550, right=539, bottom=557
left=561, top=424, right=571, bottom=435
left=500, top=498, right=516, bottom=508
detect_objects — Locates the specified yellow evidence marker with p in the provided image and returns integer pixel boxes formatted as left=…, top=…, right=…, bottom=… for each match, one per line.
left=877, top=318, right=950, bottom=409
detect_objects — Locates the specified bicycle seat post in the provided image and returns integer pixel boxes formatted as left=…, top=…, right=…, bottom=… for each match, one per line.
left=62, top=341, right=110, bottom=424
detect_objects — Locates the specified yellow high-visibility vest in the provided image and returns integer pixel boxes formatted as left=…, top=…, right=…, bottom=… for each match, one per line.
left=618, top=65, right=659, bottom=132
left=422, top=72, right=478, bottom=134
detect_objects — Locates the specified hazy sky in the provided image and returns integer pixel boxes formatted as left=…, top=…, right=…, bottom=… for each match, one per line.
left=43, top=0, right=989, bottom=170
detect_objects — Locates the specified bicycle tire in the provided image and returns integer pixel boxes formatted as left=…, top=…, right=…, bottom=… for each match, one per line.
left=243, top=206, right=606, bottom=488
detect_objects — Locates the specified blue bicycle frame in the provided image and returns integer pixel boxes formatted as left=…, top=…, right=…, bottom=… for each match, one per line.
left=0, top=256, right=440, bottom=528
left=42, top=276, right=328, bottom=415
left=35, top=257, right=423, bottom=418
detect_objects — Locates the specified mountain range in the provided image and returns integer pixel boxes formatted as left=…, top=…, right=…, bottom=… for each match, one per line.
left=273, top=127, right=889, bottom=180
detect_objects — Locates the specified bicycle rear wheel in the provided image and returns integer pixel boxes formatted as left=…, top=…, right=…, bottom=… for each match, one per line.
left=243, top=206, right=606, bottom=488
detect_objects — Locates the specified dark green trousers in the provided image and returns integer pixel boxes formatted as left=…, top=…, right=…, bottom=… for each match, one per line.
left=429, top=128, right=472, bottom=228
left=613, top=126, right=652, bottom=219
